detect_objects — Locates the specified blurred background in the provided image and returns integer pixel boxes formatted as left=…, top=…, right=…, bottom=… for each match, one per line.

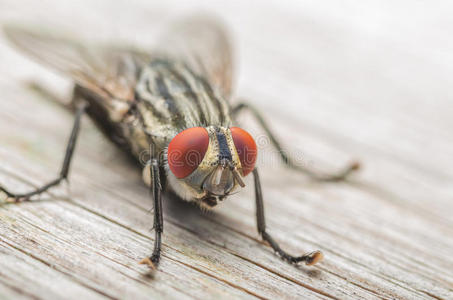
left=1, top=1, right=452, bottom=299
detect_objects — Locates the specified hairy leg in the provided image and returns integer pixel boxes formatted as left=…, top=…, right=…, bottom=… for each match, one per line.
left=253, top=168, right=323, bottom=266
left=231, top=102, right=359, bottom=181
left=26, top=81, right=74, bottom=111
left=139, top=156, right=164, bottom=269
left=0, top=102, right=87, bottom=201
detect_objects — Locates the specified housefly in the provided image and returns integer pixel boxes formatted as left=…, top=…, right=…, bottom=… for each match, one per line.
left=1, top=17, right=359, bottom=269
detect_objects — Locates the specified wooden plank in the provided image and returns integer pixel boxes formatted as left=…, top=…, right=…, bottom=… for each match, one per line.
left=0, top=284, right=33, bottom=300
left=0, top=85, right=447, bottom=299
left=0, top=145, right=355, bottom=299
left=0, top=241, right=107, bottom=300
left=1, top=0, right=453, bottom=299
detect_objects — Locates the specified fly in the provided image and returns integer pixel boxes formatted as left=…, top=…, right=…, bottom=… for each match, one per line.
left=0, top=17, right=359, bottom=269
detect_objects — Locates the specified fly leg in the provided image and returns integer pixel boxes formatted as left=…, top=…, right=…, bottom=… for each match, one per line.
left=26, top=81, right=74, bottom=111
left=253, top=168, right=323, bottom=266
left=231, top=102, right=359, bottom=181
left=0, top=102, right=87, bottom=202
left=139, top=157, right=164, bottom=269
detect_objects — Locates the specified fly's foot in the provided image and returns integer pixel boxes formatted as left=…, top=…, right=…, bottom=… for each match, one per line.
left=330, top=160, right=360, bottom=181
left=0, top=186, right=28, bottom=203
left=301, top=250, right=324, bottom=266
left=284, top=250, right=323, bottom=266
left=305, top=160, right=361, bottom=182
left=139, top=257, right=156, bottom=269
left=139, top=255, right=160, bottom=270
left=0, top=184, right=49, bottom=204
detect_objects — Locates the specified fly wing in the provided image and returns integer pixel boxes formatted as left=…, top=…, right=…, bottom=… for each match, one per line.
left=3, top=24, right=150, bottom=101
left=4, top=17, right=234, bottom=100
left=156, top=16, right=234, bottom=100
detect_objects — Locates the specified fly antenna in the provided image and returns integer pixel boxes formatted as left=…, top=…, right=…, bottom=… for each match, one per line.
left=232, top=167, right=246, bottom=188
left=227, top=160, right=245, bottom=188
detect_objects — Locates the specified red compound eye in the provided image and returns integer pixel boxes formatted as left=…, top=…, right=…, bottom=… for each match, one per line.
left=230, top=127, right=257, bottom=176
left=168, top=127, right=209, bottom=178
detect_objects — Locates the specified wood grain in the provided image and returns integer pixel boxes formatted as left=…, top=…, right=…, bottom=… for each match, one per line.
left=1, top=0, right=452, bottom=299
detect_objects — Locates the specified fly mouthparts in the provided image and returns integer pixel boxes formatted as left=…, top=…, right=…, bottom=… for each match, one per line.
left=224, top=159, right=245, bottom=188
left=232, top=168, right=246, bottom=188
left=219, top=158, right=229, bottom=168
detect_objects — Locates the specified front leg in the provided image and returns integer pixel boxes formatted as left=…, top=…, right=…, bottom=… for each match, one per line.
left=139, top=158, right=164, bottom=269
left=253, top=168, right=323, bottom=266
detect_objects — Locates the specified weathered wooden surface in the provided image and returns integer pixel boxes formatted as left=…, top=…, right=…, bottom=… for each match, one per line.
left=1, top=1, right=453, bottom=299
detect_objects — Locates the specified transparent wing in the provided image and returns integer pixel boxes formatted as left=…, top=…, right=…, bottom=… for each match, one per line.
left=3, top=24, right=150, bottom=101
left=4, top=16, right=234, bottom=100
left=156, top=16, right=234, bottom=99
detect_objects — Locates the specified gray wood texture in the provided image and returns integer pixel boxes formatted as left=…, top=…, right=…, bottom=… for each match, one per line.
left=1, top=1, right=452, bottom=299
